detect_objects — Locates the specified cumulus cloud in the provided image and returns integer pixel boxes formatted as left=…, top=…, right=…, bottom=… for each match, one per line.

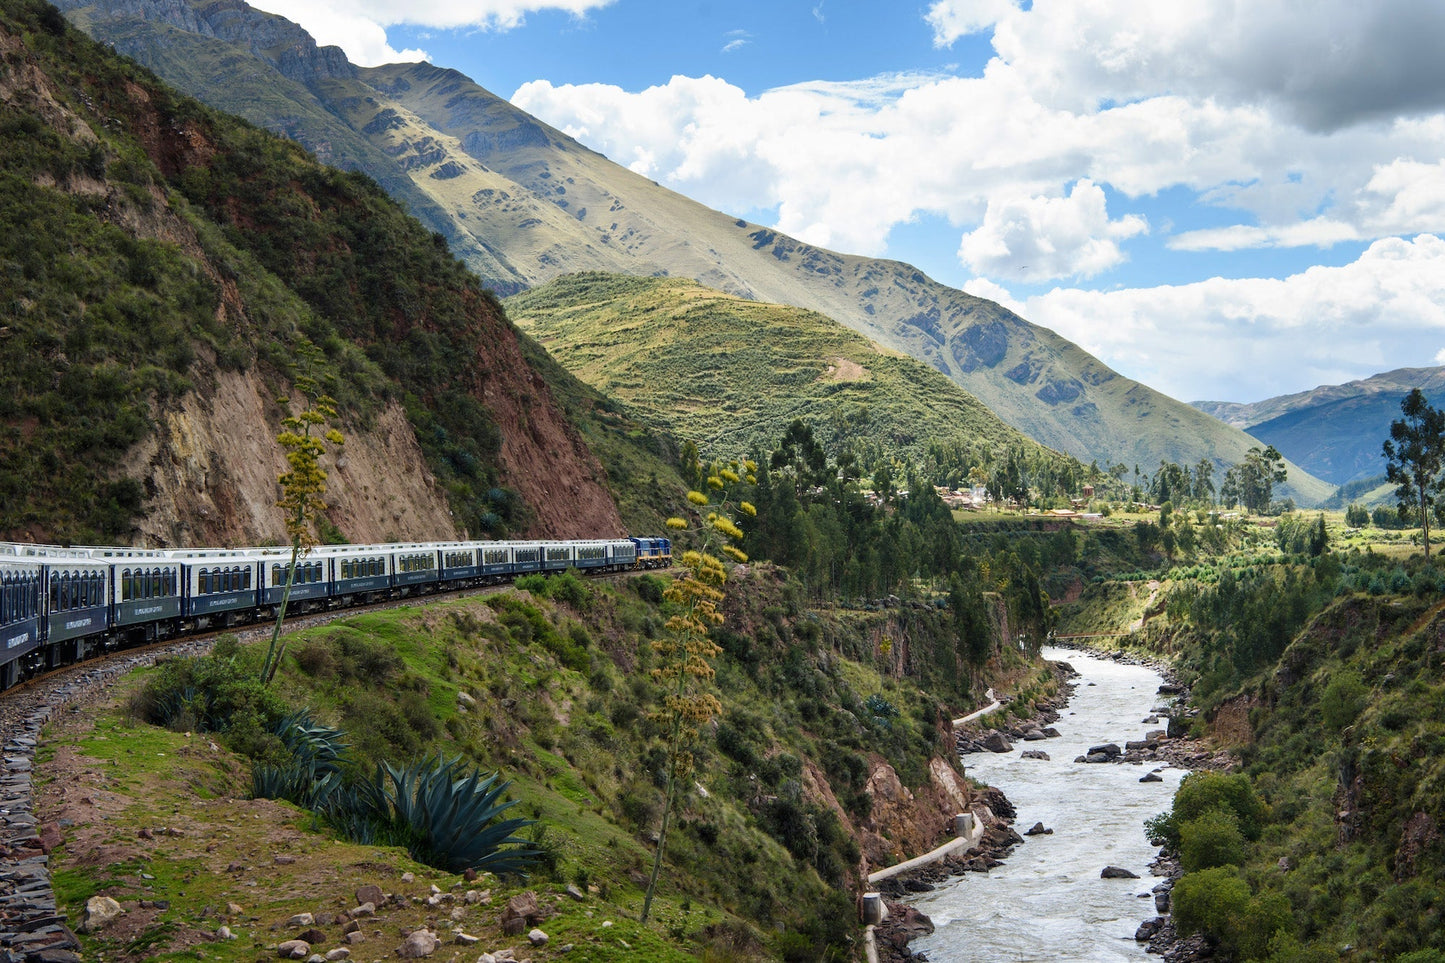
left=984, top=0, right=1445, bottom=131
left=1019, top=234, right=1445, bottom=402
left=925, top=0, right=1019, bottom=46
left=958, top=179, right=1147, bottom=281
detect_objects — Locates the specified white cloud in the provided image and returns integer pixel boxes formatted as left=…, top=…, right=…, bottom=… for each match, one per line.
left=252, top=0, right=613, bottom=64
left=925, top=0, right=1019, bottom=47
left=1022, top=234, right=1445, bottom=402
left=251, top=0, right=426, bottom=64
left=958, top=179, right=1147, bottom=281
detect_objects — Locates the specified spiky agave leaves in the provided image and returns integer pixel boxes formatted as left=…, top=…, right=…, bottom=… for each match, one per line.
left=251, top=709, right=349, bottom=811
left=344, top=753, right=539, bottom=875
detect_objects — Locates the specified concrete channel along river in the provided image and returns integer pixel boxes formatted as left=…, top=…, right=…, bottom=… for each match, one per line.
left=909, top=647, right=1185, bottom=962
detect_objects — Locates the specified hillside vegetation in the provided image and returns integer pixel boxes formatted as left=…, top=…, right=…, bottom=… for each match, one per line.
left=507, top=273, right=1064, bottom=471
left=56, top=0, right=1334, bottom=503
left=1053, top=509, right=1445, bottom=961
left=0, top=0, right=622, bottom=544
left=48, top=560, right=1060, bottom=962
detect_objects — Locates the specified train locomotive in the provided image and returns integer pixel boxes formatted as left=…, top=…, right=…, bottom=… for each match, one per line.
left=0, top=534, right=671, bottom=691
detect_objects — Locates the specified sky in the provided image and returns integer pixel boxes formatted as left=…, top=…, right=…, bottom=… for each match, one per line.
left=250, top=0, right=1445, bottom=406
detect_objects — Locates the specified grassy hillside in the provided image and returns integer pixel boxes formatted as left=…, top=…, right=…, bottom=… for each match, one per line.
left=57, top=0, right=1334, bottom=504
left=506, top=274, right=1062, bottom=470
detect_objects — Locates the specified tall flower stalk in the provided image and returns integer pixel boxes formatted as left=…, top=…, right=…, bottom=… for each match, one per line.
left=261, top=344, right=344, bottom=685
left=640, top=459, right=756, bottom=924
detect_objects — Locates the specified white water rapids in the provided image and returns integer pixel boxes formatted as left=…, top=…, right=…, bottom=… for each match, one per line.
left=908, top=647, right=1184, bottom=962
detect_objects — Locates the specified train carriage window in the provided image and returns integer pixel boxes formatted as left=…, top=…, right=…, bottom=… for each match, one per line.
left=199, top=569, right=210, bottom=595
left=121, top=569, right=131, bottom=602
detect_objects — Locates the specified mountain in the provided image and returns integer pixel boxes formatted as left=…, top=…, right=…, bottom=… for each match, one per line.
left=506, top=273, right=1070, bottom=471
left=0, top=0, right=621, bottom=545
left=56, top=0, right=1333, bottom=506
left=1193, top=366, right=1445, bottom=485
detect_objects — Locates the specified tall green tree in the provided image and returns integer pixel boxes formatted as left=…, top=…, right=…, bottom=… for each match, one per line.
left=1222, top=446, right=1287, bottom=514
left=1383, top=388, right=1445, bottom=559
left=262, top=343, right=345, bottom=685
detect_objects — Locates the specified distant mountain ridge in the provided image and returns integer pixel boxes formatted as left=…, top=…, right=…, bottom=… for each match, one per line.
left=1193, top=366, right=1445, bottom=485
left=58, top=0, right=1333, bottom=505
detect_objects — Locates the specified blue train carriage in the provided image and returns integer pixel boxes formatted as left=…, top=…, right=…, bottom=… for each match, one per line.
left=113, top=555, right=183, bottom=640
left=511, top=541, right=544, bottom=574
left=0, top=558, right=44, bottom=688
left=321, top=544, right=392, bottom=601
left=179, top=549, right=260, bottom=626
left=438, top=541, right=484, bottom=582
left=392, top=544, right=442, bottom=592
left=476, top=541, right=515, bottom=581
left=540, top=541, right=576, bottom=573
left=570, top=539, right=614, bottom=572
left=261, top=548, right=331, bottom=613
left=605, top=537, right=638, bottom=572
left=44, top=556, right=112, bottom=665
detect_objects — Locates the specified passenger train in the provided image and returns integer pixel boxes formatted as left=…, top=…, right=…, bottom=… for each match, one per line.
left=0, top=534, right=672, bottom=690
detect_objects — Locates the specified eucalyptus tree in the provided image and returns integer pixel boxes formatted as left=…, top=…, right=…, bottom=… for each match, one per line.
left=1383, top=388, right=1445, bottom=559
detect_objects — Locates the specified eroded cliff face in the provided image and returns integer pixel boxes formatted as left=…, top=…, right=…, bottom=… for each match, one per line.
left=120, top=369, right=459, bottom=547
left=857, top=757, right=976, bottom=871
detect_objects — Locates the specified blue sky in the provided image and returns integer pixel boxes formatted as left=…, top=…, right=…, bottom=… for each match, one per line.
left=255, top=0, right=1445, bottom=405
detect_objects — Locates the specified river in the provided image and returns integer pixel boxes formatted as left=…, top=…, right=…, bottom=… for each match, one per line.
left=908, top=647, right=1185, bottom=962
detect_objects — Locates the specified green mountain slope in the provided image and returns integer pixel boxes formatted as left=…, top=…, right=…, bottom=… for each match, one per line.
left=506, top=273, right=1063, bottom=468
left=58, top=0, right=1333, bottom=505
left=0, top=0, right=621, bottom=543
left=1194, top=366, right=1445, bottom=485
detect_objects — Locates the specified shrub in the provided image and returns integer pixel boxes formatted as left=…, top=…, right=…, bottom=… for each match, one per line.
left=1319, top=670, right=1367, bottom=730
left=1172, top=866, right=1250, bottom=940
left=1173, top=771, right=1268, bottom=841
left=1179, top=810, right=1246, bottom=872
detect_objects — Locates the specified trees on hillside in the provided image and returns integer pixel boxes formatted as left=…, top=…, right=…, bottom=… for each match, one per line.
left=1220, top=446, right=1286, bottom=514
left=1383, top=388, right=1445, bottom=559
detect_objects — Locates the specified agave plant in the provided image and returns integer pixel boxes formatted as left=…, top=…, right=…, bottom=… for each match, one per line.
left=272, top=708, right=349, bottom=777
left=250, top=709, right=348, bottom=810
left=349, top=753, right=540, bottom=875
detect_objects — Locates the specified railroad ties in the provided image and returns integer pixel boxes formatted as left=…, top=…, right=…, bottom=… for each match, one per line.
left=1, top=702, right=78, bottom=962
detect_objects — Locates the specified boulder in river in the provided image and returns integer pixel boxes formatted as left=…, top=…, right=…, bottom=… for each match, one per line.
left=1024, top=822, right=1053, bottom=836
left=982, top=731, right=1013, bottom=753
left=1101, top=866, right=1139, bottom=879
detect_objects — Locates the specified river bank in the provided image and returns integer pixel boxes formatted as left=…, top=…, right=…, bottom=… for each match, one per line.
left=889, top=648, right=1206, bottom=962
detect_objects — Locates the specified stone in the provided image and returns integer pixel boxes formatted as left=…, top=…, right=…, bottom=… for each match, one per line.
left=299, top=928, right=328, bottom=944
left=344, top=932, right=366, bottom=945
left=1135, top=918, right=1161, bottom=941
left=217, top=926, right=235, bottom=941
left=1087, top=743, right=1121, bottom=758
left=1139, top=771, right=1164, bottom=783
left=400, top=872, right=415, bottom=883
left=226, top=902, right=245, bottom=916
left=349, top=902, right=375, bottom=917
left=396, top=929, right=440, bottom=958
left=287, top=913, right=316, bottom=927
left=1020, top=750, right=1050, bottom=761
left=1101, top=866, right=1139, bottom=879
left=324, top=950, right=351, bottom=961
left=504, top=891, right=541, bottom=925
left=1024, top=822, right=1052, bottom=836
left=981, top=731, right=1013, bottom=753
left=342, top=920, right=361, bottom=935
left=528, top=928, right=549, bottom=947
left=1021, top=728, right=1047, bottom=741
left=454, top=933, right=479, bottom=945
left=276, top=940, right=310, bottom=959
left=565, top=883, right=587, bottom=901
left=78, top=896, right=123, bottom=934
left=1155, top=891, right=1170, bottom=913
